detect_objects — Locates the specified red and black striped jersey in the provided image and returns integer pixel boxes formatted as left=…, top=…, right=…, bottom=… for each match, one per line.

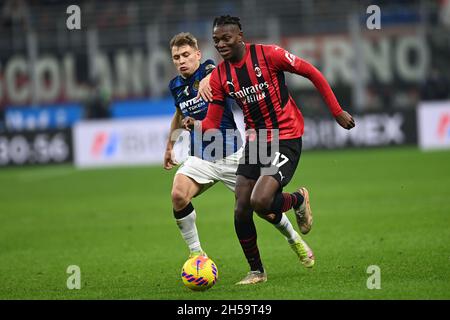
left=201, top=43, right=343, bottom=141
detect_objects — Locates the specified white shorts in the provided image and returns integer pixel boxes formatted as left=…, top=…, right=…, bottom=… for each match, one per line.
left=175, top=148, right=243, bottom=195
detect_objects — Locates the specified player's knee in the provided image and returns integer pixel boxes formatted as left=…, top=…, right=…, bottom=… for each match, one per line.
left=250, top=194, right=272, bottom=216
left=234, top=202, right=251, bottom=222
left=171, top=188, right=190, bottom=210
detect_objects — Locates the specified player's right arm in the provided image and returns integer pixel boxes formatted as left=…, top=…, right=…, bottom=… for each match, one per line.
left=183, top=68, right=226, bottom=132
left=164, top=107, right=183, bottom=170
left=266, top=45, right=355, bottom=130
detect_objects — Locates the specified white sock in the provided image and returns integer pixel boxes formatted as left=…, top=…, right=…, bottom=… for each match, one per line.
left=274, top=213, right=300, bottom=244
left=176, top=209, right=203, bottom=253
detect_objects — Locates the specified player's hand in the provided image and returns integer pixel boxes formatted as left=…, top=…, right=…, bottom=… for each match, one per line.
left=182, top=117, right=197, bottom=131
left=335, top=110, right=355, bottom=130
left=196, top=75, right=213, bottom=102
left=163, top=148, right=178, bottom=170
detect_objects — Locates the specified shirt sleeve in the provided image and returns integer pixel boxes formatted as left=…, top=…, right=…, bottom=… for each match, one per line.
left=199, top=68, right=226, bottom=131
left=266, top=45, right=343, bottom=117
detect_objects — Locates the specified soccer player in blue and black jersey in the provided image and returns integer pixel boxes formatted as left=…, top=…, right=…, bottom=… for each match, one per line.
left=164, top=32, right=243, bottom=259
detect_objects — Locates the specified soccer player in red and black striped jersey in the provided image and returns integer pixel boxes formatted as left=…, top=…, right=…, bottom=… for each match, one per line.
left=183, top=15, right=355, bottom=285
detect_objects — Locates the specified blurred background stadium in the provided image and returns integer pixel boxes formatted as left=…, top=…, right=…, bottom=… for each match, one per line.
left=0, top=0, right=450, bottom=163
left=0, top=0, right=449, bottom=299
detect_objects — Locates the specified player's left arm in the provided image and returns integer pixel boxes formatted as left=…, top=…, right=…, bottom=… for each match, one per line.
left=183, top=68, right=225, bottom=132
left=197, top=73, right=213, bottom=102
left=267, top=45, right=355, bottom=130
left=196, top=60, right=216, bottom=102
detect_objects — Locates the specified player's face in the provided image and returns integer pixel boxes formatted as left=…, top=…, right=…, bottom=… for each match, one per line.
left=213, top=24, right=243, bottom=61
left=171, top=45, right=201, bottom=78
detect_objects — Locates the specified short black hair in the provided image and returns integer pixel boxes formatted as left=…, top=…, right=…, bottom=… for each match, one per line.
left=213, top=15, right=242, bottom=31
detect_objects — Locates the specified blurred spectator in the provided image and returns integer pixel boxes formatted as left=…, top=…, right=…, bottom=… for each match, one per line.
left=420, top=68, right=450, bottom=101
left=393, top=88, right=419, bottom=109
left=97, top=1, right=120, bottom=29
left=379, top=85, right=394, bottom=110
left=84, top=78, right=112, bottom=119
left=160, top=0, right=176, bottom=25
left=439, top=0, right=450, bottom=28
left=1, top=0, right=30, bottom=29
left=126, top=1, right=138, bottom=26
left=365, top=85, right=383, bottom=111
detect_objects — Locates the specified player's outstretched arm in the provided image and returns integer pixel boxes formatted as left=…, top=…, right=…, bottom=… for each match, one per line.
left=183, top=68, right=225, bottom=132
left=196, top=74, right=213, bottom=102
left=268, top=45, right=355, bottom=130
left=296, top=59, right=355, bottom=130
left=293, top=59, right=356, bottom=130
left=335, top=110, right=355, bottom=130
left=182, top=102, right=224, bottom=132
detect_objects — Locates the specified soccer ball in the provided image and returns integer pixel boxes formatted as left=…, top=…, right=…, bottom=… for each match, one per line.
left=181, top=255, right=218, bottom=291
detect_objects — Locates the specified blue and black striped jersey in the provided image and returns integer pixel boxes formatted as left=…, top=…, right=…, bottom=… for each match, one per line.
left=169, top=60, right=241, bottom=161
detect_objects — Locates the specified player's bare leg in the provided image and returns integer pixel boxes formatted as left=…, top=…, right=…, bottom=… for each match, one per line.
left=171, top=173, right=206, bottom=257
left=249, top=169, right=313, bottom=238
left=234, top=175, right=267, bottom=285
left=251, top=175, right=315, bottom=268
left=250, top=175, right=280, bottom=219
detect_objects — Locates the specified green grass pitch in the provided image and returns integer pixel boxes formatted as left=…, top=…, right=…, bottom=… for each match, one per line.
left=0, top=147, right=449, bottom=299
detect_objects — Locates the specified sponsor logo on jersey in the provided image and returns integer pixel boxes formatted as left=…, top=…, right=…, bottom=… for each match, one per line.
left=229, top=81, right=269, bottom=104
left=179, top=96, right=206, bottom=112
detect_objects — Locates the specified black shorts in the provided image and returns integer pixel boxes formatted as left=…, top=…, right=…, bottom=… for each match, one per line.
left=236, top=137, right=302, bottom=190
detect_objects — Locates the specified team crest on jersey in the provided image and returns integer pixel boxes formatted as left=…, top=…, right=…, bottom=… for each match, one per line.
left=254, top=65, right=262, bottom=78
left=193, top=80, right=200, bottom=91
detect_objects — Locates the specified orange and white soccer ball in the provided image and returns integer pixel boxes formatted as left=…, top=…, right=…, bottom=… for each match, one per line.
left=181, top=255, right=218, bottom=291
